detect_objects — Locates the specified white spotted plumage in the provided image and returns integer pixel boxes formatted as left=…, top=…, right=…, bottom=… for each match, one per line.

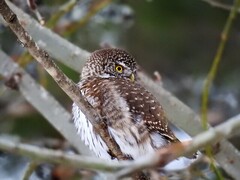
left=72, top=102, right=111, bottom=160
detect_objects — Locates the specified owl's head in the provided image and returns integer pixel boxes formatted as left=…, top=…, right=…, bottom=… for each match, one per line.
left=81, top=48, right=137, bottom=81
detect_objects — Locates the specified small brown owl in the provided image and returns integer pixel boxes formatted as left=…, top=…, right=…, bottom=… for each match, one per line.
left=72, top=48, right=194, bottom=170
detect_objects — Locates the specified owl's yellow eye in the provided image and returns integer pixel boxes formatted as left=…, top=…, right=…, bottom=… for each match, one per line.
left=115, top=65, right=123, bottom=73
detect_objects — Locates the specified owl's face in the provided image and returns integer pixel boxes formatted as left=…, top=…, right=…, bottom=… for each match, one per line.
left=82, top=48, right=137, bottom=81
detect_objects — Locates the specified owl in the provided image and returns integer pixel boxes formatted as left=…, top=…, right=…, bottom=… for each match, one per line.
left=72, top=48, right=193, bottom=169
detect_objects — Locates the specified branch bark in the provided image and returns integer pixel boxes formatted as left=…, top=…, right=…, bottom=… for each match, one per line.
left=116, top=114, right=240, bottom=178
left=0, top=0, right=125, bottom=160
left=0, top=136, right=128, bottom=172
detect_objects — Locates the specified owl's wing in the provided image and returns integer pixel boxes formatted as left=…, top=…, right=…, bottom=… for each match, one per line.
left=114, top=79, right=180, bottom=144
left=80, top=77, right=180, bottom=159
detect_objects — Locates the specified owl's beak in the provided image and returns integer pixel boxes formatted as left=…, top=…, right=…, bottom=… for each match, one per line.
left=130, top=73, right=135, bottom=82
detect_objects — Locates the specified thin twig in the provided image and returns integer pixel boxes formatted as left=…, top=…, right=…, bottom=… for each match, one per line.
left=46, top=0, right=77, bottom=28
left=63, top=0, right=112, bottom=36
left=202, top=0, right=240, bottom=12
left=17, top=0, right=77, bottom=73
left=201, top=0, right=240, bottom=179
left=22, top=161, right=38, bottom=180
left=27, top=0, right=44, bottom=25
left=201, top=0, right=240, bottom=129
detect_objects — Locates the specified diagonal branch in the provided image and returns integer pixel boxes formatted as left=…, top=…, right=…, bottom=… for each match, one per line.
left=202, top=0, right=240, bottom=12
left=0, top=0, right=125, bottom=160
left=137, top=72, right=240, bottom=179
left=0, top=49, right=91, bottom=155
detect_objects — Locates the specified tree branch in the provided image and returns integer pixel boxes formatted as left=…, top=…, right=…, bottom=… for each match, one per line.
left=0, top=0, right=90, bottom=72
left=137, top=72, right=240, bottom=179
left=22, top=161, right=38, bottom=180
left=63, top=0, right=112, bottom=36
left=0, top=50, right=91, bottom=155
left=202, top=0, right=240, bottom=12
left=0, top=0, right=125, bottom=160
left=0, top=136, right=128, bottom=172
left=201, top=0, right=240, bottom=178
left=0, top=114, right=240, bottom=178
left=116, top=114, right=240, bottom=178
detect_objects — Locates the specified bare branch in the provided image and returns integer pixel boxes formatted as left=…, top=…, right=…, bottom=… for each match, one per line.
left=202, top=0, right=240, bottom=12
left=63, top=0, right=112, bottom=36
left=0, top=0, right=89, bottom=72
left=46, top=0, right=77, bottom=28
left=137, top=72, right=240, bottom=179
left=0, top=136, right=128, bottom=172
left=201, top=0, right=240, bottom=178
left=186, top=114, right=240, bottom=153
left=0, top=0, right=125, bottom=160
left=116, top=114, right=240, bottom=178
left=26, top=0, right=44, bottom=25
left=22, top=161, right=38, bottom=180
left=0, top=114, right=239, bottom=178
left=0, top=50, right=91, bottom=155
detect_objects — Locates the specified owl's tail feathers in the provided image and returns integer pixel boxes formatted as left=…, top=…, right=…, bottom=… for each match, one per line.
left=163, top=155, right=200, bottom=171
left=161, top=154, right=217, bottom=179
left=169, top=123, right=199, bottom=159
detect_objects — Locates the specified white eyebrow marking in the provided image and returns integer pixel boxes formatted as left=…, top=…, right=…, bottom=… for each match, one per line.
left=117, top=62, right=128, bottom=68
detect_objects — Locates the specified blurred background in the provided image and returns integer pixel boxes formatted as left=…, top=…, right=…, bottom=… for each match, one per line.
left=0, top=0, right=240, bottom=179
